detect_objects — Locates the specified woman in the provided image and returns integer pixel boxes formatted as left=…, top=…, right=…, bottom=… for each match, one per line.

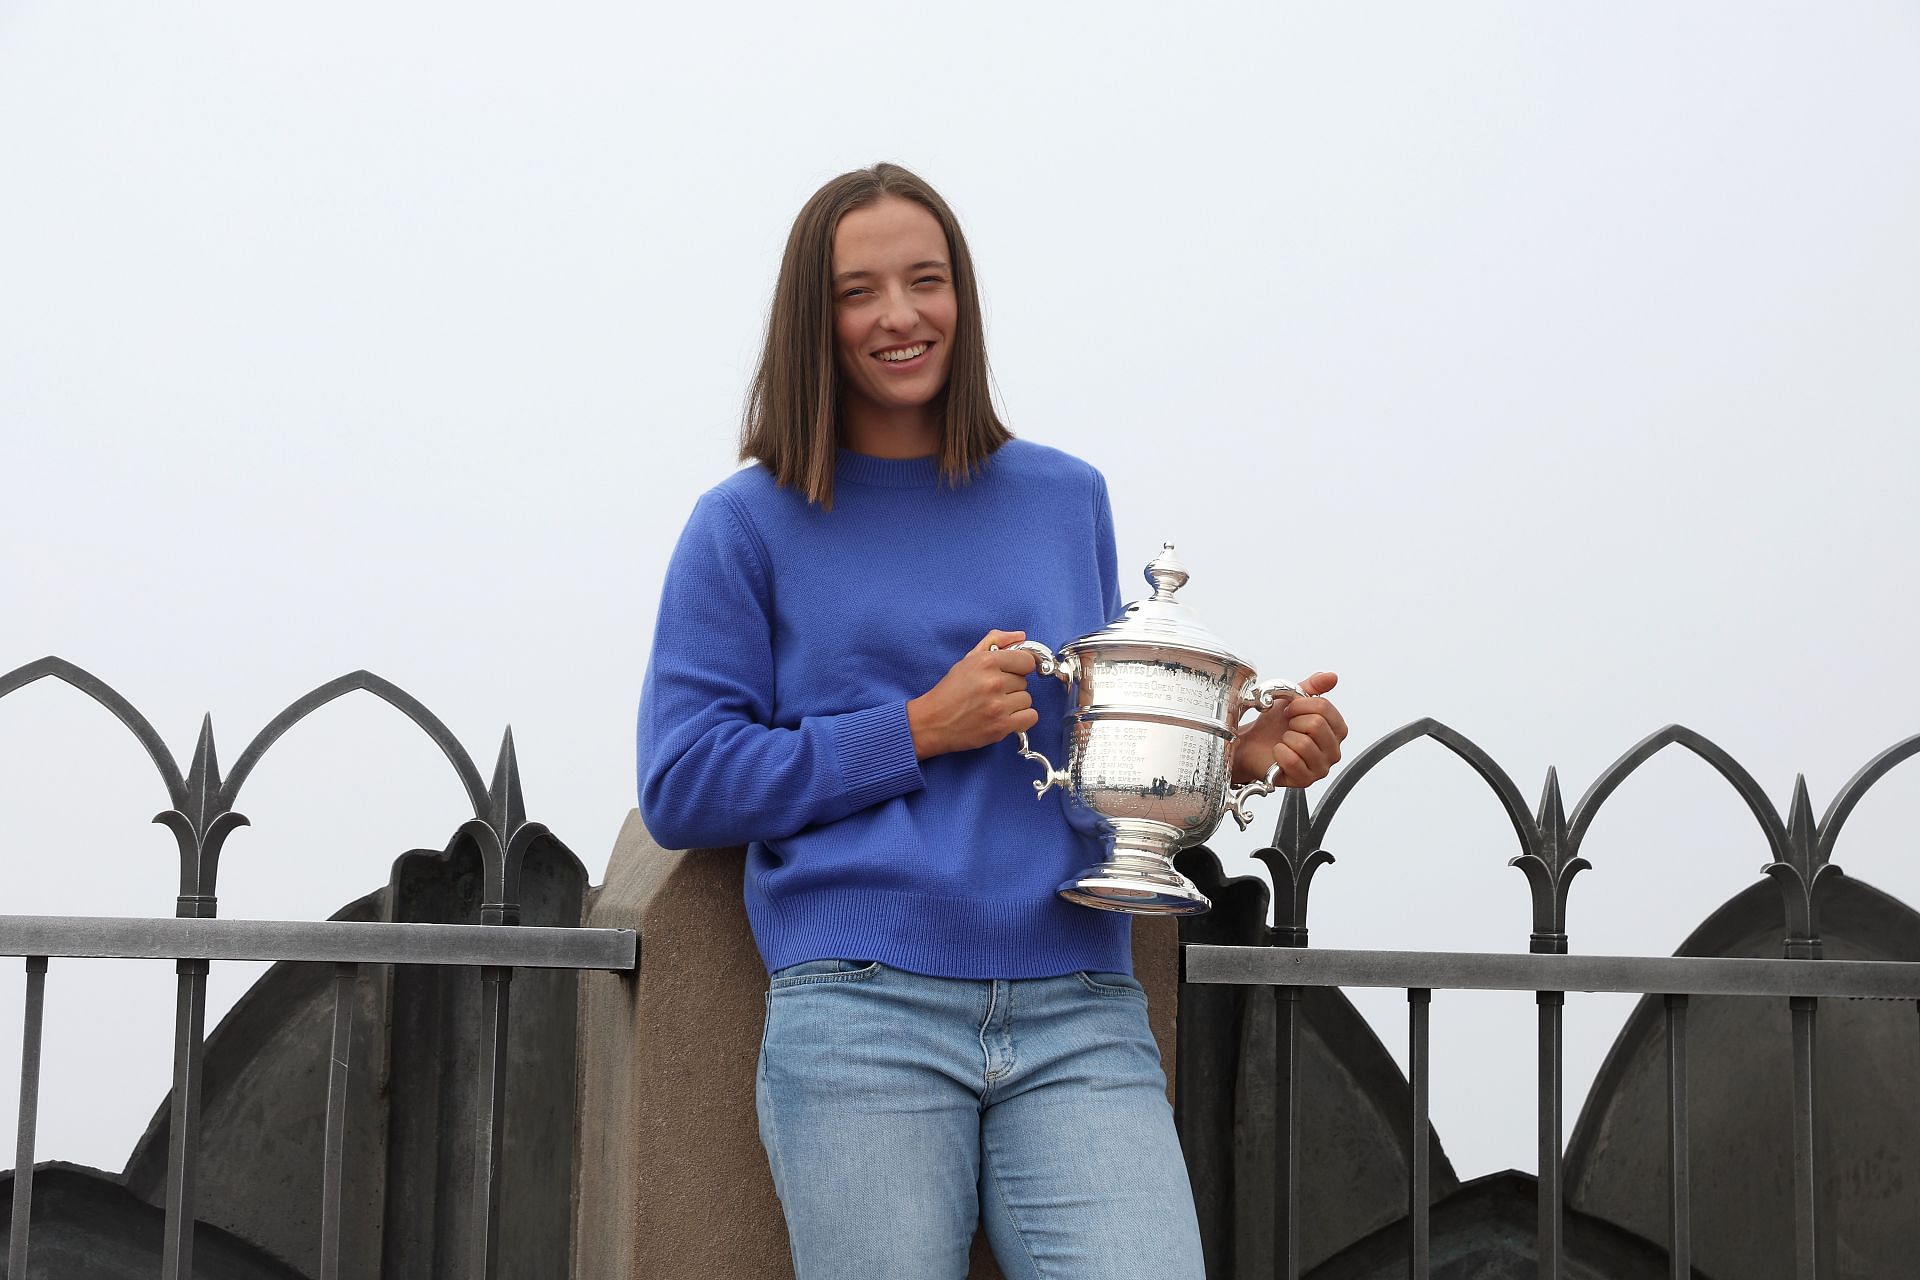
left=637, top=163, right=1347, bottom=1279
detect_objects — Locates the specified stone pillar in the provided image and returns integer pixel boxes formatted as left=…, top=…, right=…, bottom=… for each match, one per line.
left=572, top=811, right=1178, bottom=1280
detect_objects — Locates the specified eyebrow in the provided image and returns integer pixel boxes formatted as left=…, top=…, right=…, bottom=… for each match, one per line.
left=831, top=259, right=950, bottom=285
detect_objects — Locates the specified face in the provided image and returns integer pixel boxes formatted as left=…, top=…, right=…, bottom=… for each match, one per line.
left=830, top=196, right=958, bottom=429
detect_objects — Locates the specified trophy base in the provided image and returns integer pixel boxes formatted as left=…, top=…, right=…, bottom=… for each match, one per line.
left=1057, top=852, right=1211, bottom=916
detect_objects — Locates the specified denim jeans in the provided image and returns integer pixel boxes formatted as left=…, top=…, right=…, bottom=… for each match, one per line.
left=755, top=959, right=1205, bottom=1280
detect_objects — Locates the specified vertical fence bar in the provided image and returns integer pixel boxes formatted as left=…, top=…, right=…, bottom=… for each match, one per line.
left=161, top=958, right=210, bottom=1280
left=474, top=965, right=513, bottom=1280
left=318, top=962, right=358, bottom=1280
left=1408, top=988, right=1430, bottom=1280
left=1274, top=984, right=1300, bottom=1280
left=8, top=956, right=49, bottom=1277
left=1664, top=994, right=1691, bottom=1279
left=1537, top=990, right=1564, bottom=1280
left=1790, top=995, right=1819, bottom=1280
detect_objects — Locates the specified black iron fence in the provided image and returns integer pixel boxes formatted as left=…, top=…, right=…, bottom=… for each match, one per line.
left=10, top=657, right=1919, bottom=1278
left=0, top=658, right=638, bottom=1280
left=1175, top=718, right=1920, bottom=1280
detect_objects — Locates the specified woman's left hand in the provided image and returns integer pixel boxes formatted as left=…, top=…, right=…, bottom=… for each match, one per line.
left=1230, top=671, right=1349, bottom=788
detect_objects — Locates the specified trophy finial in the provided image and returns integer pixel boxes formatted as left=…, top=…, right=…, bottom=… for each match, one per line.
left=1145, top=544, right=1189, bottom=600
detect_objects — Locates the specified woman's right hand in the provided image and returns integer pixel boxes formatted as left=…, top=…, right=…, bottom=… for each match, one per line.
left=906, top=629, right=1041, bottom=759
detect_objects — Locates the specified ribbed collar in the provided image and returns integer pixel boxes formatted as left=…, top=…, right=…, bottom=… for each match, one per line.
left=835, top=448, right=943, bottom=489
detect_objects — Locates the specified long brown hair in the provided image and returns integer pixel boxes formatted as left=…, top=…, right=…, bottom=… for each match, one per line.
left=740, top=163, right=1010, bottom=509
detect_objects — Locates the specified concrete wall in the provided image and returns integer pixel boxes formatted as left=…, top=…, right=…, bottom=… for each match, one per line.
left=572, top=812, right=1178, bottom=1280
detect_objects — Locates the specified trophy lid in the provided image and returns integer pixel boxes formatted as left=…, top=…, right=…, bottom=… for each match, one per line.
left=1072, top=544, right=1244, bottom=665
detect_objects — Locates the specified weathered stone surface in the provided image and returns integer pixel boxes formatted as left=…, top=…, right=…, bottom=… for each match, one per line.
left=571, top=812, right=1179, bottom=1280
left=0, top=1162, right=309, bottom=1279
left=1175, top=849, right=1459, bottom=1275
left=122, top=892, right=389, bottom=1279
left=380, top=833, right=586, bottom=1279
left=1245, top=985, right=1464, bottom=1272
left=119, top=832, right=587, bottom=1280
left=1565, top=876, right=1920, bottom=1280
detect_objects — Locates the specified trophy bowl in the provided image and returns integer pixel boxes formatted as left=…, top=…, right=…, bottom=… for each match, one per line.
left=1000, top=546, right=1304, bottom=916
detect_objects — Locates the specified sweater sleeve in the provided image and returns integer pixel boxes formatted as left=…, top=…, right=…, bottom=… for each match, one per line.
left=636, top=489, right=925, bottom=851
left=1093, top=468, right=1125, bottom=620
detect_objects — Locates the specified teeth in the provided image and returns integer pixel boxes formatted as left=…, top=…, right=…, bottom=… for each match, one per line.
left=878, top=343, right=927, bottom=362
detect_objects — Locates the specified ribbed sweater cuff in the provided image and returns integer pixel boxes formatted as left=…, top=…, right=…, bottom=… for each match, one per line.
left=828, top=702, right=923, bottom=811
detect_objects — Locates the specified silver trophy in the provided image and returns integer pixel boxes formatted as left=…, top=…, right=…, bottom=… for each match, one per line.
left=999, top=545, right=1306, bottom=916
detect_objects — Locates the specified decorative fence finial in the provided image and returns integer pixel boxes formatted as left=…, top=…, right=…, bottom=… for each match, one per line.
left=153, top=714, right=248, bottom=918
left=0, top=658, right=543, bottom=931
left=1765, top=774, right=1842, bottom=960
left=1509, top=767, right=1588, bottom=955
left=1255, top=787, right=1335, bottom=948
left=465, top=727, right=550, bottom=927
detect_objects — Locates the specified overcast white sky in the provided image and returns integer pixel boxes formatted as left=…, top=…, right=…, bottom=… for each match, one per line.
left=2, top=1, right=1916, bottom=1188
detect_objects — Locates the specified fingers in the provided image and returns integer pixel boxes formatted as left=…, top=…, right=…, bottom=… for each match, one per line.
left=998, top=670, right=1039, bottom=737
left=979, top=629, right=1038, bottom=677
left=1267, top=738, right=1310, bottom=787
left=1285, top=705, right=1345, bottom=759
left=987, top=648, right=1038, bottom=677
left=1299, top=670, right=1338, bottom=697
left=996, top=689, right=1036, bottom=740
left=1256, top=693, right=1348, bottom=788
left=1281, top=727, right=1333, bottom=776
left=976, top=629, right=1026, bottom=654
left=917, top=631, right=1049, bottom=759
left=1287, top=690, right=1349, bottom=743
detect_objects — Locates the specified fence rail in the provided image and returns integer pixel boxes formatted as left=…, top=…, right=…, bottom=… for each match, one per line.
left=1184, top=946, right=1920, bottom=1001
left=0, top=657, right=640, bottom=1280
left=0, top=915, right=635, bottom=969
left=1182, top=944, right=1914, bottom=1279
left=12, top=654, right=1920, bottom=1278
left=1174, top=713, right=1920, bottom=1280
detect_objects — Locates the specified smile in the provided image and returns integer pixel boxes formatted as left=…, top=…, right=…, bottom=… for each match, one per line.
left=875, top=342, right=930, bottom=364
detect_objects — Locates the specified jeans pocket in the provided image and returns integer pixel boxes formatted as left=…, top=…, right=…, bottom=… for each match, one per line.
left=768, top=958, right=882, bottom=991
left=1076, top=970, right=1147, bottom=998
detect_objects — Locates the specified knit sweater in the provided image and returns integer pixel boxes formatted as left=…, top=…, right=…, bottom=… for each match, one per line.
left=636, top=439, right=1133, bottom=978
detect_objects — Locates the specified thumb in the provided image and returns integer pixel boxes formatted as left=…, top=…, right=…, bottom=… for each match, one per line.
left=979, top=629, right=1027, bottom=653
left=1298, top=671, right=1339, bottom=697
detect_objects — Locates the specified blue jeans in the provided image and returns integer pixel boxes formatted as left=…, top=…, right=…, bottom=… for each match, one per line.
left=755, top=960, right=1205, bottom=1280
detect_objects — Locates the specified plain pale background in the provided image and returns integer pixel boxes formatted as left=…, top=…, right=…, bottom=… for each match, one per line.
left=2, top=1, right=1916, bottom=1187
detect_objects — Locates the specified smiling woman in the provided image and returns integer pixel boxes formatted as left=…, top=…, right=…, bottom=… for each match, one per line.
left=829, top=198, right=957, bottom=455
left=635, top=162, right=1347, bottom=1280
left=739, top=164, right=1008, bottom=509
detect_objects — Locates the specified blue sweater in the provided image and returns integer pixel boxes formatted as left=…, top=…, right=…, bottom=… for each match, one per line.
left=636, top=439, right=1133, bottom=978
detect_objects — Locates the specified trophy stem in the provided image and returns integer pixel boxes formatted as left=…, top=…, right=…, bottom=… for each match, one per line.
left=1057, top=848, right=1211, bottom=916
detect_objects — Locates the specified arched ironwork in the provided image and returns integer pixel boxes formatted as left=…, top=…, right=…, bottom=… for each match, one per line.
left=0, top=655, right=606, bottom=1280
left=0, top=658, right=536, bottom=922
left=221, top=669, right=490, bottom=815
left=1237, top=715, right=1920, bottom=960
left=0, top=657, right=189, bottom=808
left=1187, top=716, right=1920, bottom=1280
left=1816, top=732, right=1920, bottom=863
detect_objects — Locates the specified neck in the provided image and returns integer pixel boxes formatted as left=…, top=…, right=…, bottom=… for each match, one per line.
left=840, top=398, right=942, bottom=459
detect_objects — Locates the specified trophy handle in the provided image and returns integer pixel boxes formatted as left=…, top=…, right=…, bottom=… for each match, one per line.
left=1012, top=729, right=1069, bottom=797
left=1242, top=676, right=1307, bottom=712
left=1225, top=762, right=1283, bottom=830
left=1225, top=677, right=1310, bottom=828
left=991, top=640, right=1076, bottom=796
left=993, top=639, right=1077, bottom=685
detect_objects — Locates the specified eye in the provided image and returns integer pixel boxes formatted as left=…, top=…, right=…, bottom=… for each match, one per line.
left=913, top=274, right=948, bottom=287
left=839, top=286, right=873, bottom=301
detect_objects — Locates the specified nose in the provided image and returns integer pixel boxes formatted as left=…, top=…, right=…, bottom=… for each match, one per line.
left=877, top=283, right=918, bottom=334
